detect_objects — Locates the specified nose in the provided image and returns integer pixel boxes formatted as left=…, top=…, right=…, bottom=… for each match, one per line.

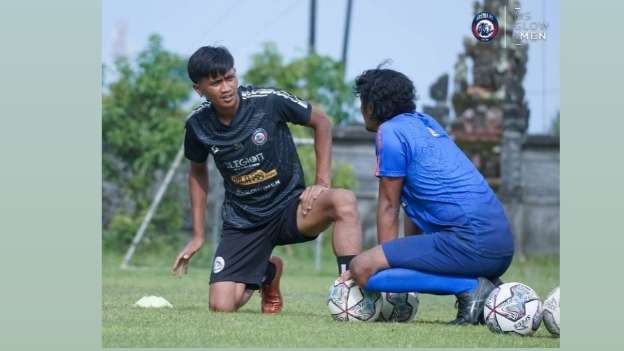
left=220, top=82, right=230, bottom=94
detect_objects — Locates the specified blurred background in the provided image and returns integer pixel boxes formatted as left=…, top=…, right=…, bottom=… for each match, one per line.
left=101, top=0, right=559, bottom=270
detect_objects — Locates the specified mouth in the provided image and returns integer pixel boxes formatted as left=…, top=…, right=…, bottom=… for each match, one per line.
left=222, top=94, right=235, bottom=103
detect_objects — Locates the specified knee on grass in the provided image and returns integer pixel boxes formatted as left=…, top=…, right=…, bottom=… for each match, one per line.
left=209, top=299, right=238, bottom=313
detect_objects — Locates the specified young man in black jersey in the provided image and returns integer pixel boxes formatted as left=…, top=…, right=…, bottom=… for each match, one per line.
left=172, top=46, right=362, bottom=314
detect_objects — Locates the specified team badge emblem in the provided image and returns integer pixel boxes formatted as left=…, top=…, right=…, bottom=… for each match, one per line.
left=472, top=11, right=499, bottom=42
left=251, top=128, right=268, bottom=145
left=213, top=256, right=225, bottom=274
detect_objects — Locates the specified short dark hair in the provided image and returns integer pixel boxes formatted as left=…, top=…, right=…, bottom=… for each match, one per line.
left=187, top=46, right=234, bottom=83
left=354, top=68, right=416, bottom=123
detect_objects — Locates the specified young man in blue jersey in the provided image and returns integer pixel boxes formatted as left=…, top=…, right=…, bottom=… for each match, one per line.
left=345, top=68, right=515, bottom=325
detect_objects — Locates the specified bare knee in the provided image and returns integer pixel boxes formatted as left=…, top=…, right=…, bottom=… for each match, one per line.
left=209, top=298, right=238, bottom=313
left=331, top=189, right=358, bottom=221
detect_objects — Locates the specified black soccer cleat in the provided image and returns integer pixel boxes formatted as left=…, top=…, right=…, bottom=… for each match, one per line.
left=489, top=276, right=504, bottom=287
left=448, top=277, right=495, bottom=325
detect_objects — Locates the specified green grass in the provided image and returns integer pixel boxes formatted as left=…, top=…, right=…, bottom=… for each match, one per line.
left=102, top=248, right=560, bottom=348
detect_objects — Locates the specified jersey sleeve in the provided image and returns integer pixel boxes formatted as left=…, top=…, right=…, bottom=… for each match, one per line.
left=375, top=124, right=408, bottom=178
left=184, top=125, right=209, bottom=163
left=271, top=90, right=312, bottom=125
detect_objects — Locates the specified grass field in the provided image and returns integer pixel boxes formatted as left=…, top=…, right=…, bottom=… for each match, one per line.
left=102, top=247, right=560, bottom=348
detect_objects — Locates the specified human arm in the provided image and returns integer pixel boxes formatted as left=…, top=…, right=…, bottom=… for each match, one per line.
left=299, top=106, right=332, bottom=214
left=172, top=161, right=208, bottom=275
left=377, top=176, right=404, bottom=244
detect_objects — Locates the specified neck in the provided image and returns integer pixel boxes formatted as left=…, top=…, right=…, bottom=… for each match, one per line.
left=214, top=97, right=240, bottom=126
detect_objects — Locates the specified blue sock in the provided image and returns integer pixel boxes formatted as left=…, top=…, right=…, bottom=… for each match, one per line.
left=364, top=268, right=477, bottom=295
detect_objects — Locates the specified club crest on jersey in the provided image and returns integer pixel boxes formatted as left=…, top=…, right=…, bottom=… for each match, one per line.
left=213, top=256, right=225, bottom=274
left=472, top=11, right=499, bottom=42
left=251, top=128, right=268, bottom=145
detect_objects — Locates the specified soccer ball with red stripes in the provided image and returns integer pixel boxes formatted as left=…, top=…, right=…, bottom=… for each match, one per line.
left=327, top=279, right=381, bottom=321
left=484, top=282, right=543, bottom=336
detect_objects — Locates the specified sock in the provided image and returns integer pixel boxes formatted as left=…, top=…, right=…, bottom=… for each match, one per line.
left=364, top=268, right=478, bottom=295
left=336, top=255, right=356, bottom=275
left=262, top=261, right=276, bottom=285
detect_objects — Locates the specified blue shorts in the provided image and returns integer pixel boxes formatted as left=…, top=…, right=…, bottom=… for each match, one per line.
left=382, top=233, right=512, bottom=279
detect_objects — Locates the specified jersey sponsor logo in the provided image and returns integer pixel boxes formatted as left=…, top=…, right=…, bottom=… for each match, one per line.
left=213, top=256, right=225, bottom=274
left=231, top=169, right=278, bottom=186
left=235, top=179, right=281, bottom=196
left=251, top=128, right=268, bottom=145
left=210, top=145, right=221, bottom=154
left=224, top=152, right=265, bottom=171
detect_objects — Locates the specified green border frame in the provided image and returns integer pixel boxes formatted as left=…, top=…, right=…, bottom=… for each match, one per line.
left=2, top=0, right=623, bottom=350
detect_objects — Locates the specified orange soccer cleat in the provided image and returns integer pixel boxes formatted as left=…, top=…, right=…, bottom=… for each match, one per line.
left=261, top=256, right=283, bottom=314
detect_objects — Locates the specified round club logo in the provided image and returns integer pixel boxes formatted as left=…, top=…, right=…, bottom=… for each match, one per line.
left=251, top=128, right=268, bottom=145
left=472, top=11, right=499, bottom=42
left=213, top=256, right=225, bottom=274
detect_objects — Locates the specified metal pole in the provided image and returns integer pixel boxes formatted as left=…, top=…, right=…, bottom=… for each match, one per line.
left=308, top=0, right=317, bottom=54
left=121, top=145, right=185, bottom=269
left=314, top=233, right=324, bottom=272
left=341, top=0, right=353, bottom=77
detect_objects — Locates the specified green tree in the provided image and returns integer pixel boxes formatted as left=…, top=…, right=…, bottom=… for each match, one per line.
left=103, top=34, right=192, bottom=247
left=244, top=42, right=357, bottom=126
left=243, top=43, right=358, bottom=189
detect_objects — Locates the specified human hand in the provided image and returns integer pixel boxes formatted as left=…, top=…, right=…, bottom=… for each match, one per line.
left=172, top=237, right=204, bottom=276
left=338, top=269, right=352, bottom=283
left=299, top=184, right=329, bottom=216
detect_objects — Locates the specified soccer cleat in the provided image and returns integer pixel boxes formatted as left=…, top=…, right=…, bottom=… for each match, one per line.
left=489, top=277, right=504, bottom=287
left=261, top=256, right=283, bottom=314
left=448, top=277, right=495, bottom=325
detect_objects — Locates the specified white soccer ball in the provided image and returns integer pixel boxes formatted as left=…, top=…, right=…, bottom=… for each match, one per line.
left=543, top=287, right=560, bottom=336
left=327, top=279, right=381, bottom=321
left=484, top=282, right=543, bottom=336
left=377, top=292, right=419, bottom=322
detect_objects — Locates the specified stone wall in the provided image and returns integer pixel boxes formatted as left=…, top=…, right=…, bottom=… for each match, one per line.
left=520, top=135, right=560, bottom=255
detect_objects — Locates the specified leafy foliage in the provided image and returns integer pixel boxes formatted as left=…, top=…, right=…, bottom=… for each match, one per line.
left=102, top=34, right=192, bottom=247
left=244, top=42, right=357, bottom=126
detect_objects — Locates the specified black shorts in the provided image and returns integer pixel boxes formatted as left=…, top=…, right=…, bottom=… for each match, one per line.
left=209, top=196, right=317, bottom=289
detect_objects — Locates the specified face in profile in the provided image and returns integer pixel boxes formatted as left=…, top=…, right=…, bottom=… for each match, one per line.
left=360, top=103, right=379, bottom=132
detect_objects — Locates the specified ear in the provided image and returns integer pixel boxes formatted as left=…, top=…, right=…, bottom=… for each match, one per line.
left=192, top=83, right=202, bottom=97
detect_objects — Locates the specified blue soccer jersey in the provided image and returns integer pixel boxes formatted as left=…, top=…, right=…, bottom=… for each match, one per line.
left=375, top=112, right=514, bottom=257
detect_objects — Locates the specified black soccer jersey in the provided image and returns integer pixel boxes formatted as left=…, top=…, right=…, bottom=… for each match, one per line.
left=184, top=86, right=312, bottom=229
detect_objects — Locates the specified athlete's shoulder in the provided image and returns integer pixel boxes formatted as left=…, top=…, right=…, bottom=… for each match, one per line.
left=186, top=100, right=212, bottom=121
left=185, top=100, right=212, bottom=130
left=240, top=86, right=307, bottom=106
left=239, top=86, right=278, bottom=101
left=379, top=113, right=415, bottom=135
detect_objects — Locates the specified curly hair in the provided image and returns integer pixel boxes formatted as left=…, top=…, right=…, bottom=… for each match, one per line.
left=354, top=68, right=416, bottom=123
